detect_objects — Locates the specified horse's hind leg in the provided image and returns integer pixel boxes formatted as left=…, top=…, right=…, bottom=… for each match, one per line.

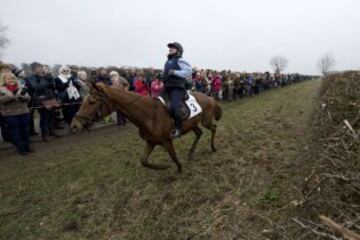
left=188, top=126, right=203, bottom=161
left=202, top=117, right=218, bottom=153
left=141, top=142, right=171, bottom=170
left=203, top=122, right=217, bottom=152
left=163, top=140, right=182, bottom=173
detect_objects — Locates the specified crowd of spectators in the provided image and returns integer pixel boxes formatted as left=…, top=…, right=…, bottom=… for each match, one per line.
left=0, top=61, right=316, bottom=155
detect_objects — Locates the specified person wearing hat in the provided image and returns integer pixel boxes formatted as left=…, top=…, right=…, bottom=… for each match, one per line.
left=163, top=42, right=192, bottom=139
left=25, top=62, right=57, bottom=142
left=25, top=63, right=42, bottom=137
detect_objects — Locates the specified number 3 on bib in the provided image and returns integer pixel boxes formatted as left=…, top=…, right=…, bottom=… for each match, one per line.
left=190, top=103, right=198, bottom=112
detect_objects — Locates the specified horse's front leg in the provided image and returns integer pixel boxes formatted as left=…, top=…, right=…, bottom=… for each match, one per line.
left=163, top=140, right=182, bottom=173
left=188, top=126, right=203, bottom=161
left=140, top=142, right=171, bottom=170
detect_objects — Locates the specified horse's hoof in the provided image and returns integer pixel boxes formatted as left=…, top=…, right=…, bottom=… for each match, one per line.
left=159, top=165, right=172, bottom=170
left=141, top=162, right=171, bottom=170
left=187, top=154, right=193, bottom=161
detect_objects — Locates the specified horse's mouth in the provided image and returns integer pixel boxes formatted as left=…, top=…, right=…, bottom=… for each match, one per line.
left=70, top=126, right=81, bottom=134
left=70, top=121, right=83, bottom=134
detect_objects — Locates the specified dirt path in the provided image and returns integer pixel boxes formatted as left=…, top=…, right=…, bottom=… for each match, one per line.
left=0, top=80, right=320, bottom=240
left=0, top=121, right=119, bottom=156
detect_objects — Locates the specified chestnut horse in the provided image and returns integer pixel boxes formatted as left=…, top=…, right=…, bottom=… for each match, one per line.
left=70, top=82, right=222, bottom=172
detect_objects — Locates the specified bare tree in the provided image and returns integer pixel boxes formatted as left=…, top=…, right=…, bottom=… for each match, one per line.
left=0, top=21, right=9, bottom=57
left=270, top=55, right=289, bottom=74
left=317, top=52, right=336, bottom=76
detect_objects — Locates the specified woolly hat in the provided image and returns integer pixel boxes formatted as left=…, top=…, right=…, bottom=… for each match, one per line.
left=30, top=62, right=42, bottom=70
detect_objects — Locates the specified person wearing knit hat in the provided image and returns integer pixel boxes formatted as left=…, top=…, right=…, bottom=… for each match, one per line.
left=25, top=62, right=57, bottom=142
left=30, top=62, right=42, bottom=71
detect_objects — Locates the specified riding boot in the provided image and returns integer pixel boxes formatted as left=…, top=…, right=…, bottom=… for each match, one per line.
left=170, top=117, right=182, bottom=139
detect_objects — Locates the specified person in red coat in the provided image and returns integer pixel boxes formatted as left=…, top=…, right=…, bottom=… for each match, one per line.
left=134, top=70, right=149, bottom=97
left=150, top=73, right=164, bottom=98
left=210, top=72, right=222, bottom=100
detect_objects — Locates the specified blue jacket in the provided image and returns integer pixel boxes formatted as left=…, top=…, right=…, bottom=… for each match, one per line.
left=163, top=56, right=192, bottom=88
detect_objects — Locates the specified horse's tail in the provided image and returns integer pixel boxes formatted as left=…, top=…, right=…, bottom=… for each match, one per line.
left=214, top=100, right=222, bottom=121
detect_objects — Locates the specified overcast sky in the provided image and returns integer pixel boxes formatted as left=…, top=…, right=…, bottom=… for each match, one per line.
left=0, top=0, right=359, bottom=74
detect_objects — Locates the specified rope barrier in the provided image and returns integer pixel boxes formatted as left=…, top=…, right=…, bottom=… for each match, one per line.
left=29, top=101, right=82, bottom=110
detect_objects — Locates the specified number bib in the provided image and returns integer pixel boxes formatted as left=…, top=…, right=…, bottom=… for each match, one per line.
left=184, top=92, right=202, bottom=119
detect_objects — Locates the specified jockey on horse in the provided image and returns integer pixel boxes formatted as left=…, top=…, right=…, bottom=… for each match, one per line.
left=163, top=42, right=192, bottom=139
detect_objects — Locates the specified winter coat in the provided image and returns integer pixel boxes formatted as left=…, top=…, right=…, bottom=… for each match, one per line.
left=95, top=75, right=111, bottom=85
left=25, top=74, right=56, bottom=106
left=111, top=76, right=129, bottom=90
left=194, top=77, right=205, bottom=93
left=76, top=79, right=90, bottom=99
left=150, top=79, right=164, bottom=98
left=211, top=75, right=222, bottom=92
left=134, top=78, right=149, bottom=97
left=0, top=85, right=30, bottom=116
left=55, top=75, right=82, bottom=103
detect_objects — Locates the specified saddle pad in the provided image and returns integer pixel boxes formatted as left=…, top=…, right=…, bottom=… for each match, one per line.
left=158, top=92, right=202, bottom=119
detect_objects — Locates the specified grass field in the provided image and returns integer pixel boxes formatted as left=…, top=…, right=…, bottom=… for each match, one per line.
left=0, top=80, right=320, bottom=240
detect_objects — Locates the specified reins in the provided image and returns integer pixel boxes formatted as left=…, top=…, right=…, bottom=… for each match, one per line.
left=76, top=88, right=159, bottom=128
left=103, top=88, right=160, bottom=119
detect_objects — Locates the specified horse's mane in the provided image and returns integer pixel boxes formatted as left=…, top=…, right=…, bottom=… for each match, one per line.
left=102, top=83, right=160, bottom=108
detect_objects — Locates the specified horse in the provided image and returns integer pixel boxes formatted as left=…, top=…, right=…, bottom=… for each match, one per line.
left=70, top=82, right=222, bottom=173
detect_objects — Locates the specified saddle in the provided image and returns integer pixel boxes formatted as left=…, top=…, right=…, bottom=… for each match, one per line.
left=158, top=91, right=202, bottom=121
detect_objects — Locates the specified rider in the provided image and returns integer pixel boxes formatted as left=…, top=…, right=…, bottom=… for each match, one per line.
left=163, top=42, right=192, bottom=139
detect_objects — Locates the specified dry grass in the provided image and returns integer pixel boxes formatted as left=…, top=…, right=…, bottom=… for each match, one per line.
left=287, top=71, right=360, bottom=239
left=0, top=80, right=320, bottom=240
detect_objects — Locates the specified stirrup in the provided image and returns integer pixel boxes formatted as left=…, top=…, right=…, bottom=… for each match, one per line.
left=170, top=129, right=182, bottom=139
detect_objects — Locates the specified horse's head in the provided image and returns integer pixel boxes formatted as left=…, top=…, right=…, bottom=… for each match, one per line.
left=70, top=82, right=114, bottom=133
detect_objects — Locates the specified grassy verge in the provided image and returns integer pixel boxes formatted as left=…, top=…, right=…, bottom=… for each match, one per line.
left=0, top=80, right=320, bottom=240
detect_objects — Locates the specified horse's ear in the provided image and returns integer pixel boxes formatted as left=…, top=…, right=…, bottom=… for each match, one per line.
left=91, top=81, right=100, bottom=92
left=91, top=82, right=96, bottom=89
left=91, top=82, right=108, bottom=93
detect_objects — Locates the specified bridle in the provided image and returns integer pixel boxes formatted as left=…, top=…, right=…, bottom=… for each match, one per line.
left=74, top=89, right=144, bottom=128
left=75, top=91, right=113, bottom=128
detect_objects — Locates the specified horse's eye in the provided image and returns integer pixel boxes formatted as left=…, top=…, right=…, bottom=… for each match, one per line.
left=88, top=100, right=96, bottom=105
